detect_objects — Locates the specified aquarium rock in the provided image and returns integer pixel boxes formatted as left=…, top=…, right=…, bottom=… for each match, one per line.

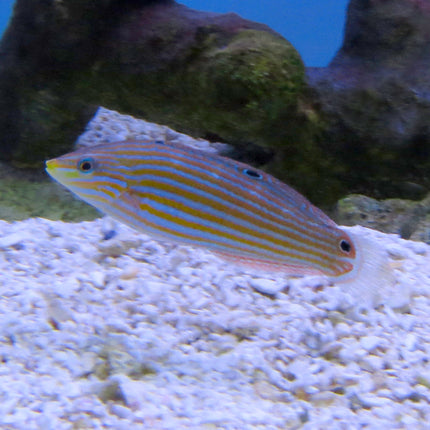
left=336, top=193, right=430, bottom=244
left=307, top=0, right=430, bottom=200
left=0, top=0, right=305, bottom=176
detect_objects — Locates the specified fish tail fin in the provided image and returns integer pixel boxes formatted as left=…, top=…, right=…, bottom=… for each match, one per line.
left=332, top=229, right=408, bottom=309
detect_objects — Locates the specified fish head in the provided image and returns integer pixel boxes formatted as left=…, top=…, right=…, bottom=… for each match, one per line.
left=331, top=227, right=399, bottom=308
left=45, top=144, right=128, bottom=208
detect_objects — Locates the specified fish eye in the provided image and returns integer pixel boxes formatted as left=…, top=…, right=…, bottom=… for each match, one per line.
left=339, top=239, right=352, bottom=253
left=77, top=157, right=95, bottom=173
left=243, top=168, right=263, bottom=179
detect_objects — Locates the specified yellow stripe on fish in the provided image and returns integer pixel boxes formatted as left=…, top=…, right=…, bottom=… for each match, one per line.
left=46, top=140, right=394, bottom=305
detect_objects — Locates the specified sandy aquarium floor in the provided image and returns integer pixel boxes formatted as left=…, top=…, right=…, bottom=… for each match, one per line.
left=0, top=217, right=429, bottom=429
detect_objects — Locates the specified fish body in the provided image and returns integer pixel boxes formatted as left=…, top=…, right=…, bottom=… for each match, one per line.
left=46, top=140, right=394, bottom=305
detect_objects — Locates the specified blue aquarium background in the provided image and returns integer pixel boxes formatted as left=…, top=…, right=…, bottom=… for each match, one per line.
left=0, top=0, right=13, bottom=36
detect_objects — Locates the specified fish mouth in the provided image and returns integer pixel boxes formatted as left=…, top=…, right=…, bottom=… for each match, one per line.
left=45, top=159, right=63, bottom=181
left=45, top=158, right=81, bottom=182
left=45, top=159, right=58, bottom=172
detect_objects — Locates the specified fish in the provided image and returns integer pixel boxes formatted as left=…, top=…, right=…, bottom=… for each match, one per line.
left=45, top=140, right=394, bottom=306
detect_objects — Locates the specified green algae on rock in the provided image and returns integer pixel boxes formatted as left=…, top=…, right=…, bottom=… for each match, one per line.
left=184, top=29, right=306, bottom=145
left=0, top=0, right=308, bottom=165
left=0, top=163, right=98, bottom=222
left=0, top=0, right=328, bottom=203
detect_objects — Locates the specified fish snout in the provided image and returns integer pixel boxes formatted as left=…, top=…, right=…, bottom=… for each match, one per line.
left=45, top=158, right=59, bottom=172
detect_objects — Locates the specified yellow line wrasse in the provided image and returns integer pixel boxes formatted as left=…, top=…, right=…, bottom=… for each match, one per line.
left=46, top=140, right=394, bottom=305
